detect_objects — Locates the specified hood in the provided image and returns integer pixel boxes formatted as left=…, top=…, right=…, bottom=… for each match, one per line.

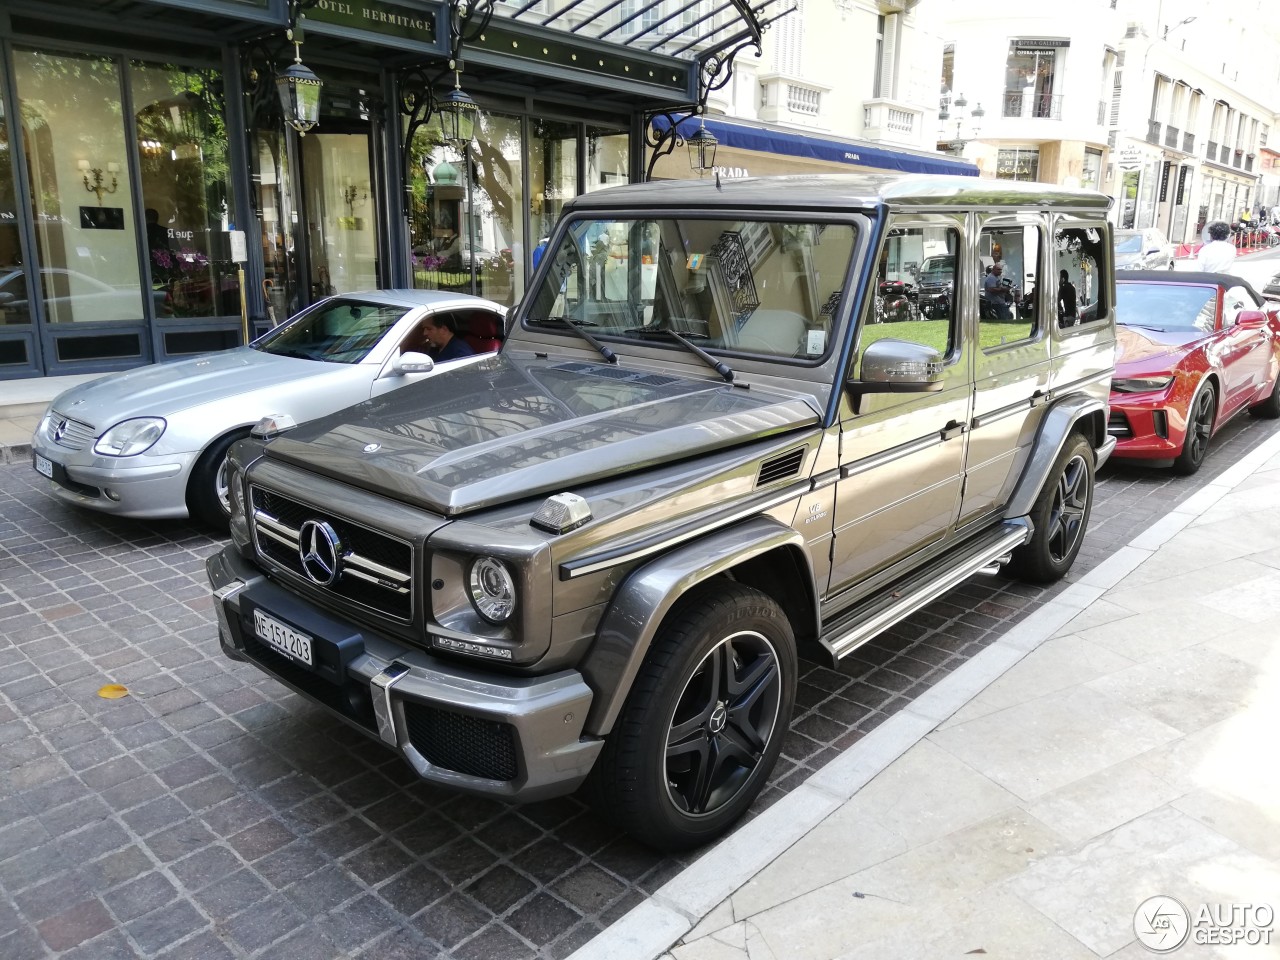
left=1114, top=324, right=1204, bottom=369
left=48, top=348, right=331, bottom=426
left=266, top=354, right=821, bottom=515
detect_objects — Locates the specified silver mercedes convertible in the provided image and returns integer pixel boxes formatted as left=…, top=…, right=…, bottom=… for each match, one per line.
left=30, top=290, right=505, bottom=527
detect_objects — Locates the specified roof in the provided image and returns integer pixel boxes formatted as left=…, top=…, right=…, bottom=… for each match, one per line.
left=333, top=289, right=502, bottom=309
left=566, top=174, right=1112, bottom=212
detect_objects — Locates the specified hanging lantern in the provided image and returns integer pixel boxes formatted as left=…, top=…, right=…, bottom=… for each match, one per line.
left=434, top=63, right=478, bottom=149
left=276, top=19, right=322, bottom=137
left=277, top=54, right=322, bottom=135
left=687, top=120, right=718, bottom=175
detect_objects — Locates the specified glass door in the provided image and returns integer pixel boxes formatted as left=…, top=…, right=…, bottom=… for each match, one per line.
left=300, top=129, right=379, bottom=300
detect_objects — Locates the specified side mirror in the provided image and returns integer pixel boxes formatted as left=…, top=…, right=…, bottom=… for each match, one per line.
left=847, top=339, right=945, bottom=412
left=389, top=351, right=435, bottom=376
left=1235, top=310, right=1266, bottom=329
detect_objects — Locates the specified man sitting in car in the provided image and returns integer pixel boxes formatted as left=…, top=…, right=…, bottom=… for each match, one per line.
left=421, top=314, right=475, bottom=362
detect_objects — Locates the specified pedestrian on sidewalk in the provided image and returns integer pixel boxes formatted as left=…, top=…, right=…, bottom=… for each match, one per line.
left=1197, top=220, right=1236, bottom=272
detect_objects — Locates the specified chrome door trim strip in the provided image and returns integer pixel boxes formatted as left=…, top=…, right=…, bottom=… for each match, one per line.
left=840, top=433, right=943, bottom=479
left=560, top=480, right=811, bottom=580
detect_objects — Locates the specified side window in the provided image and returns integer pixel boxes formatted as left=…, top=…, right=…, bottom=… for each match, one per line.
left=1222, top=285, right=1254, bottom=328
left=1054, top=225, right=1111, bottom=329
left=857, top=222, right=960, bottom=368
left=978, top=223, right=1040, bottom=348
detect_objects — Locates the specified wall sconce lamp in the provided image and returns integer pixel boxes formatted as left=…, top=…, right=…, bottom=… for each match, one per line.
left=343, top=184, right=368, bottom=215
left=79, top=160, right=120, bottom=205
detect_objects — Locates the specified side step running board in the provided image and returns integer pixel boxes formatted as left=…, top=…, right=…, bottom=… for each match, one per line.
left=818, top=520, right=1032, bottom=665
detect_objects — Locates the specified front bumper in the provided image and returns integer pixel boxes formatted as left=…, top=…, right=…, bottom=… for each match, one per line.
left=31, top=433, right=194, bottom=518
left=1107, top=397, right=1184, bottom=461
left=207, top=546, right=601, bottom=802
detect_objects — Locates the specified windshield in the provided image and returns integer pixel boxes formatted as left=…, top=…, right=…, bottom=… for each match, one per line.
left=919, top=256, right=954, bottom=280
left=1115, top=234, right=1144, bottom=254
left=1116, top=282, right=1218, bottom=333
left=253, top=299, right=411, bottom=363
left=525, top=217, right=857, bottom=361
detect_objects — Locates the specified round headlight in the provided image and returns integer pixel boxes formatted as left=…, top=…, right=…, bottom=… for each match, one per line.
left=94, top=417, right=166, bottom=457
left=468, top=557, right=516, bottom=623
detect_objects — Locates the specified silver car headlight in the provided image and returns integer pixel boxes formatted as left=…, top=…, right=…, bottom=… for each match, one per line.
left=468, top=556, right=517, bottom=623
left=94, top=417, right=167, bottom=457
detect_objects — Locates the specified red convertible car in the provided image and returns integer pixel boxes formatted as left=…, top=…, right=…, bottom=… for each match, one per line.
left=1109, top=270, right=1280, bottom=474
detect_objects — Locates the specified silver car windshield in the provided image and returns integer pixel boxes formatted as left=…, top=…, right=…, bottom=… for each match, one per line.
left=525, top=217, right=857, bottom=361
left=253, top=300, right=411, bottom=363
left=1115, top=234, right=1144, bottom=254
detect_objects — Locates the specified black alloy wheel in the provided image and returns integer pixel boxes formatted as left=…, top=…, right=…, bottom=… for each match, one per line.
left=664, top=630, right=783, bottom=818
left=586, top=582, right=796, bottom=851
left=1174, top=386, right=1216, bottom=475
left=1045, top=453, right=1091, bottom=566
left=1008, top=432, right=1095, bottom=584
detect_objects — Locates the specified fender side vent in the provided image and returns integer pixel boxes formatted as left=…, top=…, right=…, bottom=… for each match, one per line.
left=757, top=448, right=806, bottom=486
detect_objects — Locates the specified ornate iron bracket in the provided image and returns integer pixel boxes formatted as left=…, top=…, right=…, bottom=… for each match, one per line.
left=398, top=0, right=495, bottom=204
left=643, top=2, right=794, bottom=180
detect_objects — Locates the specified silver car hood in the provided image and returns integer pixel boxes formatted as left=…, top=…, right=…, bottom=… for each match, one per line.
left=265, top=354, right=821, bottom=515
left=49, top=348, right=336, bottom=425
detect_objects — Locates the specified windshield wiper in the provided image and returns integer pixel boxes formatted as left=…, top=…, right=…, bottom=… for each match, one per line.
left=625, top=327, right=734, bottom=383
left=526, top=316, right=616, bottom=363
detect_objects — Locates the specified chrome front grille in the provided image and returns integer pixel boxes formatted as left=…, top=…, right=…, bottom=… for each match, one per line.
left=249, top=486, right=414, bottom=622
left=47, top=411, right=97, bottom=451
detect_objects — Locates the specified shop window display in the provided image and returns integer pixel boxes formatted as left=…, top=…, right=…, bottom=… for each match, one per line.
left=131, top=61, right=238, bottom=319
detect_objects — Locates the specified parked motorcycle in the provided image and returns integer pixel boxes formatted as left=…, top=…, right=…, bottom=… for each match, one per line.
left=877, top=279, right=916, bottom=322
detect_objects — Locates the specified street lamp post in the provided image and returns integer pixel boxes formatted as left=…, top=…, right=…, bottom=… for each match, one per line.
left=939, top=94, right=984, bottom=156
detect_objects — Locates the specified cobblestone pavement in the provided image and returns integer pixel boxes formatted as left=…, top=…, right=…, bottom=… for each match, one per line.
left=3, top=414, right=1278, bottom=960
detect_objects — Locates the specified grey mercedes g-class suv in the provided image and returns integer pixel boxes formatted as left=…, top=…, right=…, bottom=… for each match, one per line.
left=209, top=175, right=1117, bottom=851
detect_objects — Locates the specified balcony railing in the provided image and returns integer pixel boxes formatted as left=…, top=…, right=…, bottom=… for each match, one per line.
left=1097, top=100, right=1107, bottom=125
left=758, top=73, right=829, bottom=126
left=1003, top=91, right=1062, bottom=120
left=1164, top=125, right=1179, bottom=149
left=1183, top=132, right=1195, bottom=153
left=862, top=98, right=924, bottom=146
left=1146, top=118, right=1161, bottom=144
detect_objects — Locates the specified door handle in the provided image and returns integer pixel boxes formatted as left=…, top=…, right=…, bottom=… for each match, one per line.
left=940, top=420, right=968, bottom=441
left=1029, top=389, right=1050, bottom=408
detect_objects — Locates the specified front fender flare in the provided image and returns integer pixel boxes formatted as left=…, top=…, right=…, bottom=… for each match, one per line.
left=1004, top=395, right=1108, bottom=519
left=578, top=515, right=816, bottom=738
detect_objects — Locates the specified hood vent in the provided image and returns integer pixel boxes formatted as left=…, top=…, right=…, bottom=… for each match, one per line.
left=551, top=360, right=681, bottom=387
left=757, top=448, right=806, bottom=486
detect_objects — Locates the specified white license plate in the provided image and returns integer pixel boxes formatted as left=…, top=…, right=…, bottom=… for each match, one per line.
left=253, top=609, right=313, bottom=666
left=34, top=454, right=53, bottom=478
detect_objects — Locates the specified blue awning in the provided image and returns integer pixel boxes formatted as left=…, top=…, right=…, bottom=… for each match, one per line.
left=652, top=114, right=979, bottom=178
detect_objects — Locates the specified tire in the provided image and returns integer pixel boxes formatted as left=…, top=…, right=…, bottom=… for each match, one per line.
left=186, top=430, right=249, bottom=531
left=1249, top=372, right=1280, bottom=419
left=585, top=581, right=797, bottom=852
left=1007, top=433, right=1094, bottom=585
left=1173, top=384, right=1216, bottom=475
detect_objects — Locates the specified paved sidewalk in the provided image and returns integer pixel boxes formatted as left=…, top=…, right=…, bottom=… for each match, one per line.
left=577, top=434, right=1280, bottom=960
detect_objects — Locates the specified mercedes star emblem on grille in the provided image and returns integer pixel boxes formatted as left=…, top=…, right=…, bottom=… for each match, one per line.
left=53, top=419, right=68, bottom=442
left=298, top=520, right=343, bottom=586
